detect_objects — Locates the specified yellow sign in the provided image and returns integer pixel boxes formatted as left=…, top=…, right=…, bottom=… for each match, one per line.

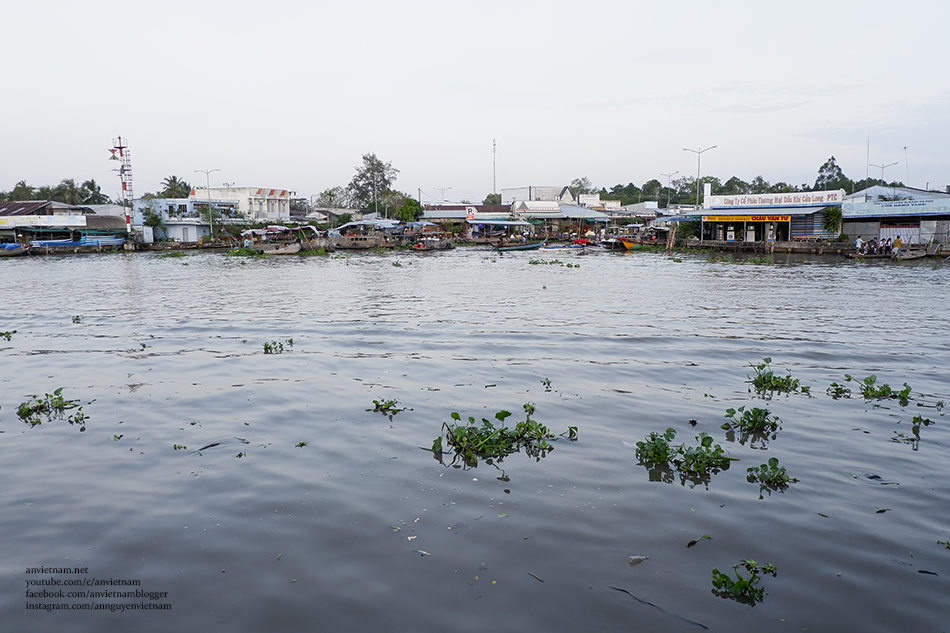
left=702, top=215, right=790, bottom=222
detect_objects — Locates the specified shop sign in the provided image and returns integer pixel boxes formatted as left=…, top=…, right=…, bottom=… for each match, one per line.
left=702, top=215, right=790, bottom=222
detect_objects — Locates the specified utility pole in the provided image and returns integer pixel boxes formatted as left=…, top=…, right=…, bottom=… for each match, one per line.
left=195, top=168, right=220, bottom=240
left=683, top=146, right=716, bottom=209
left=660, top=171, right=679, bottom=208
left=492, top=139, right=497, bottom=195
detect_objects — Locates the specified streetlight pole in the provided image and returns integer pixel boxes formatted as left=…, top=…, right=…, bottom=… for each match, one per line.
left=683, top=146, right=716, bottom=209
left=660, top=171, right=679, bottom=208
left=195, top=168, right=220, bottom=240
left=869, top=161, right=897, bottom=185
left=435, top=186, right=452, bottom=203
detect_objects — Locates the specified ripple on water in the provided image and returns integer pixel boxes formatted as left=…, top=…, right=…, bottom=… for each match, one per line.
left=1, top=250, right=949, bottom=632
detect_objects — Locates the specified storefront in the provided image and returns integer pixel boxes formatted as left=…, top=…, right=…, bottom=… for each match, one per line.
left=701, top=214, right=789, bottom=242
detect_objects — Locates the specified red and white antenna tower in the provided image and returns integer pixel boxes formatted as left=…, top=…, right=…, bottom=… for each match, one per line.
left=109, top=136, right=134, bottom=234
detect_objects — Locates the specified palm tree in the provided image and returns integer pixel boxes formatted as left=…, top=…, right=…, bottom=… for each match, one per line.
left=53, top=179, right=83, bottom=205
left=80, top=179, right=110, bottom=204
left=159, top=175, right=192, bottom=199
left=10, top=180, right=36, bottom=201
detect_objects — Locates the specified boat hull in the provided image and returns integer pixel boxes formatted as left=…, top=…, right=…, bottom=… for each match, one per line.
left=492, top=241, right=545, bottom=252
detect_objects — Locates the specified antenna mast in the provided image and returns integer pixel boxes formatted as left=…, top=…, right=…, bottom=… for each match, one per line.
left=109, top=136, right=134, bottom=234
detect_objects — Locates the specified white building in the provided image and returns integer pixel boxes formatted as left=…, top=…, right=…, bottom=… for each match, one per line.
left=192, top=187, right=292, bottom=221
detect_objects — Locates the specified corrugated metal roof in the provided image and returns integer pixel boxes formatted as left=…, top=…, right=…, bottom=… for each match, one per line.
left=0, top=201, right=53, bottom=216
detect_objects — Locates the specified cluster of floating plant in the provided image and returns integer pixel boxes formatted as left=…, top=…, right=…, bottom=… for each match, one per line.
left=369, top=398, right=411, bottom=421
left=0, top=330, right=15, bottom=341
left=711, top=560, right=777, bottom=605
left=263, top=339, right=293, bottom=355
left=635, top=428, right=736, bottom=487
left=17, top=388, right=88, bottom=431
left=429, top=403, right=576, bottom=470
left=527, top=259, right=581, bottom=267
left=746, top=358, right=808, bottom=395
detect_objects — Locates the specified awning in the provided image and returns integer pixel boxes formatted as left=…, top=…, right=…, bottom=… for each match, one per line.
left=466, top=219, right=532, bottom=226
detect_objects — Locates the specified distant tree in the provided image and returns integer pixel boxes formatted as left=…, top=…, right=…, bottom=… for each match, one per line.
left=605, top=183, right=642, bottom=206
left=290, top=197, right=310, bottom=213
left=483, top=193, right=501, bottom=205
left=395, top=197, right=423, bottom=223
left=36, top=186, right=53, bottom=201
left=720, top=176, right=750, bottom=195
left=814, top=156, right=851, bottom=192
left=749, top=176, right=771, bottom=194
left=314, top=186, right=353, bottom=209
left=333, top=213, right=352, bottom=227
left=143, top=209, right=165, bottom=239
left=641, top=178, right=662, bottom=201
left=159, top=175, right=192, bottom=199
left=53, top=179, right=84, bottom=205
left=768, top=182, right=799, bottom=193
left=568, top=177, right=595, bottom=196
left=81, top=179, right=110, bottom=204
left=378, top=190, right=407, bottom=218
left=9, top=180, right=36, bottom=200
left=347, top=153, right=399, bottom=212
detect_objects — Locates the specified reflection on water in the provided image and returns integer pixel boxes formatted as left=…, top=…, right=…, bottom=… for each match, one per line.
left=1, top=250, right=949, bottom=632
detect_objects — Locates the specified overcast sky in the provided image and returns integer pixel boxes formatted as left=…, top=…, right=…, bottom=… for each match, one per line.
left=3, top=0, right=948, bottom=204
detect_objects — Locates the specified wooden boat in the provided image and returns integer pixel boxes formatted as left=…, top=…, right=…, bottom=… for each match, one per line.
left=0, top=243, right=30, bottom=257
left=247, top=241, right=302, bottom=255
left=492, top=241, right=545, bottom=252
left=539, top=243, right=585, bottom=251
left=845, top=252, right=890, bottom=259
left=411, top=235, right=454, bottom=251
left=892, top=249, right=927, bottom=260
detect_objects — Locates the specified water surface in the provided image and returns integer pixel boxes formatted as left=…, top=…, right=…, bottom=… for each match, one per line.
left=2, top=249, right=948, bottom=631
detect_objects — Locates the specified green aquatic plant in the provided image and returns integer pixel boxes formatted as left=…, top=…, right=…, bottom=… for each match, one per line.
left=712, top=560, right=777, bottom=605
left=18, top=388, right=86, bottom=430
left=0, top=330, right=15, bottom=341
left=674, top=432, right=733, bottom=476
left=371, top=398, right=410, bottom=417
left=540, top=377, right=552, bottom=391
left=72, top=315, right=83, bottom=323
left=826, top=381, right=851, bottom=399
left=635, top=428, right=677, bottom=465
left=295, top=442, right=308, bottom=448
left=747, top=457, right=798, bottom=490
left=846, top=374, right=912, bottom=405
left=430, top=403, right=576, bottom=469
left=722, top=406, right=781, bottom=434
left=299, top=247, right=327, bottom=256
left=938, top=540, right=950, bottom=550
left=263, top=341, right=284, bottom=354
left=392, top=261, right=402, bottom=267
left=173, top=444, right=187, bottom=450
left=159, top=251, right=185, bottom=258
left=892, top=414, right=935, bottom=451
left=747, top=358, right=807, bottom=394
left=636, top=429, right=734, bottom=485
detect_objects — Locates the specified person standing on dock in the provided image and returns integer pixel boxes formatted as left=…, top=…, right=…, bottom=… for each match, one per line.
left=892, top=235, right=903, bottom=256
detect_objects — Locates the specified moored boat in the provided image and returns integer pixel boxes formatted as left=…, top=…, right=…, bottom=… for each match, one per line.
left=0, top=243, right=30, bottom=257
left=492, top=241, right=545, bottom=252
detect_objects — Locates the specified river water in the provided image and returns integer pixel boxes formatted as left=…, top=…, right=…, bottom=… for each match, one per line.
left=2, top=248, right=948, bottom=632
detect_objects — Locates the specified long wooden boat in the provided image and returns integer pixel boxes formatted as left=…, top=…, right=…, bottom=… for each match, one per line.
left=247, top=241, right=302, bottom=255
left=539, top=243, right=585, bottom=251
left=0, top=244, right=30, bottom=257
left=411, top=235, right=454, bottom=251
left=892, top=249, right=927, bottom=260
left=492, top=241, right=545, bottom=252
